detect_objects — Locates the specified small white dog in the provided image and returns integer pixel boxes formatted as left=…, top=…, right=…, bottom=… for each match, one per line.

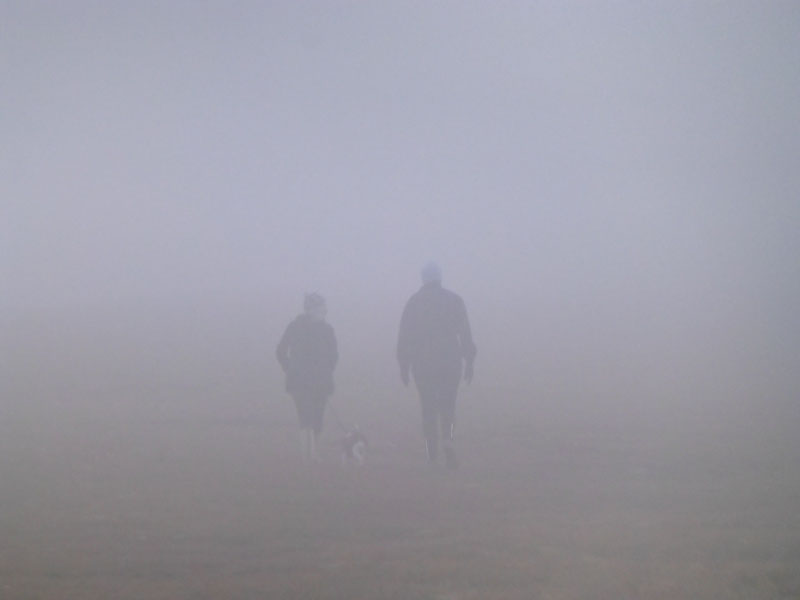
left=339, top=427, right=368, bottom=467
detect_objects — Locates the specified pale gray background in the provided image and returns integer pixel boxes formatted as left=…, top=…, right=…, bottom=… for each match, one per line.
left=3, top=1, right=799, bottom=450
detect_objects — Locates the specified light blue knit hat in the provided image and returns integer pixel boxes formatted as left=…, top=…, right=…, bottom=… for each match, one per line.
left=420, top=262, right=442, bottom=284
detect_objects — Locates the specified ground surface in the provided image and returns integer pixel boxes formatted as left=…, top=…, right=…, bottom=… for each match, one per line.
left=2, top=383, right=799, bottom=600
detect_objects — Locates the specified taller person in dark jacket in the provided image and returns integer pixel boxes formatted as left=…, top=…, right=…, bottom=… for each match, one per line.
left=397, top=263, right=476, bottom=468
left=277, top=293, right=338, bottom=463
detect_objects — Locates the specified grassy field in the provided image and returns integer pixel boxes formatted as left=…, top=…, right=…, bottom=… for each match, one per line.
left=2, top=380, right=799, bottom=600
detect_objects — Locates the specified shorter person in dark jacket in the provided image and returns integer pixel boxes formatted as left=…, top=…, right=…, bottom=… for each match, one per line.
left=277, top=293, right=338, bottom=462
left=397, top=263, right=476, bottom=468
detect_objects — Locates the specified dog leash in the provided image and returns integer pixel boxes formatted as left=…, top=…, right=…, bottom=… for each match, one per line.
left=327, top=400, right=350, bottom=434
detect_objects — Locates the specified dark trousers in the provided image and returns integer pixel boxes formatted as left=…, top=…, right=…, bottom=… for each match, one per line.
left=291, top=392, right=327, bottom=434
left=414, top=370, right=460, bottom=453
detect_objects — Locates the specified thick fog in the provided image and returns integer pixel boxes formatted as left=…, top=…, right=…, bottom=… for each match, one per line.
left=6, top=1, right=799, bottom=415
left=2, top=2, right=800, bottom=598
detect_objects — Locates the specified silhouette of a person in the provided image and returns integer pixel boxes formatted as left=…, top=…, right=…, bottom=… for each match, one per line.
left=397, top=263, right=476, bottom=468
left=277, top=293, right=338, bottom=462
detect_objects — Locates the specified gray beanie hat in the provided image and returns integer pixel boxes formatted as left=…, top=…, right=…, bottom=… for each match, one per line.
left=303, top=292, right=326, bottom=312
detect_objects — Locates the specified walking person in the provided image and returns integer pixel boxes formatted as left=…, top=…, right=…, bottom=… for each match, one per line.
left=277, top=293, right=338, bottom=463
left=397, top=263, right=476, bottom=468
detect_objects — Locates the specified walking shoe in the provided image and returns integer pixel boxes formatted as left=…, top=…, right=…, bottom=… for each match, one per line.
left=426, top=439, right=439, bottom=464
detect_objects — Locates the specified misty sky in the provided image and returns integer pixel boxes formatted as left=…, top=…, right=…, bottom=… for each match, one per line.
left=4, top=2, right=799, bottom=405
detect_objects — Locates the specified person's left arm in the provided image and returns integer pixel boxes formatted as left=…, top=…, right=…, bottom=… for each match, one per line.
left=457, top=297, right=476, bottom=383
left=327, top=324, right=339, bottom=371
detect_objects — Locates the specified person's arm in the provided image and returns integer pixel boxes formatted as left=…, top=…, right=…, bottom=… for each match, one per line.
left=276, top=322, right=293, bottom=373
left=327, top=325, right=338, bottom=371
left=457, top=298, right=476, bottom=383
left=397, top=301, right=413, bottom=385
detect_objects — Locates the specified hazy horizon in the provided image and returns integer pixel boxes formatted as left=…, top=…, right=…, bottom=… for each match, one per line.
left=6, top=1, right=799, bottom=408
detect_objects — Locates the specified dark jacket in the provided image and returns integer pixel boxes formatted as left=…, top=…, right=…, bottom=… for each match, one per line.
left=276, top=314, right=338, bottom=397
left=397, top=282, right=476, bottom=378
